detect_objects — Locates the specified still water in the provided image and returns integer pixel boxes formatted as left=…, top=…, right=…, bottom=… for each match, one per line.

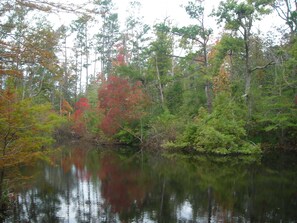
left=5, top=143, right=297, bottom=223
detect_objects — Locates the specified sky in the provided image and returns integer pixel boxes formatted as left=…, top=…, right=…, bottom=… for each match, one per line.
left=105, top=0, right=283, bottom=41
left=115, top=0, right=219, bottom=27
left=55, top=0, right=220, bottom=30
left=53, top=0, right=284, bottom=40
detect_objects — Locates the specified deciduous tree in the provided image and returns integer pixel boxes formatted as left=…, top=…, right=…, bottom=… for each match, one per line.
left=98, top=75, right=147, bottom=142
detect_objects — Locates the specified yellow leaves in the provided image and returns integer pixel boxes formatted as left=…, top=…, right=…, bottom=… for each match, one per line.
left=0, top=151, right=42, bottom=168
left=0, top=91, right=62, bottom=168
left=61, top=99, right=73, bottom=120
left=0, top=69, right=23, bottom=77
left=207, top=40, right=220, bottom=61
left=213, top=62, right=231, bottom=94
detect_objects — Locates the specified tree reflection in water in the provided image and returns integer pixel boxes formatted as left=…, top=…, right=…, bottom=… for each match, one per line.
left=4, top=143, right=297, bottom=223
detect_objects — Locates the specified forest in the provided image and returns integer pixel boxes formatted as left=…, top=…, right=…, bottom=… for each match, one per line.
left=0, top=0, right=297, bottom=166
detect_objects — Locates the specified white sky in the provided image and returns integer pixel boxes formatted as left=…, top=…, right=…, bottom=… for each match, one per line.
left=109, top=0, right=283, bottom=41
left=116, top=0, right=219, bottom=27
left=52, top=0, right=284, bottom=40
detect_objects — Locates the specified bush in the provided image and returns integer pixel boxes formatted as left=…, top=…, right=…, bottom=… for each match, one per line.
left=170, top=93, right=260, bottom=155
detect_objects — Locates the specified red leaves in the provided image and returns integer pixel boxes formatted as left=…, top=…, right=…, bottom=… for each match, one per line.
left=72, top=97, right=90, bottom=136
left=98, top=75, right=146, bottom=135
left=75, top=97, right=90, bottom=111
left=99, top=153, right=147, bottom=213
left=71, top=77, right=147, bottom=137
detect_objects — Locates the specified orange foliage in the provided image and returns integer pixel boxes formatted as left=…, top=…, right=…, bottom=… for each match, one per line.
left=61, top=99, right=73, bottom=118
left=213, top=63, right=231, bottom=94
left=0, top=69, right=23, bottom=77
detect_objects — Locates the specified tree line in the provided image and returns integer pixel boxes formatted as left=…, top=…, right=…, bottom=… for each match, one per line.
left=0, top=0, right=297, bottom=168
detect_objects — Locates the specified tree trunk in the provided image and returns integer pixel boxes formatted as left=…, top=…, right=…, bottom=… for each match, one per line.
left=203, top=41, right=212, bottom=113
left=155, top=56, right=165, bottom=107
left=205, top=81, right=212, bottom=113
left=0, top=169, right=6, bottom=222
left=85, top=25, right=89, bottom=91
left=244, top=28, right=252, bottom=118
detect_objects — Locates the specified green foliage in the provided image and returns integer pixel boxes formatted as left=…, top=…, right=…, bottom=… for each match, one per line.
left=146, top=110, right=185, bottom=148
left=213, top=0, right=272, bottom=31
left=171, top=93, right=260, bottom=154
left=113, top=122, right=141, bottom=145
left=165, top=81, right=183, bottom=114
left=251, top=37, right=297, bottom=146
left=0, top=92, right=64, bottom=167
left=209, top=34, right=244, bottom=74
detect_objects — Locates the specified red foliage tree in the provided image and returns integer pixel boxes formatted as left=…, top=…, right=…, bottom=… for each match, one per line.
left=98, top=75, right=146, bottom=136
left=72, top=97, right=90, bottom=136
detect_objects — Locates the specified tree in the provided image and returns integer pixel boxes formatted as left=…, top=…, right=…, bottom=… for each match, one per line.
left=271, top=0, right=297, bottom=36
left=123, top=1, right=151, bottom=69
left=169, top=93, right=260, bottom=154
left=213, top=0, right=274, bottom=117
left=147, top=22, right=173, bottom=108
left=72, top=97, right=90, bottom=136
left=252, top=31, right=297, bottom=147
left=94, top=0, right=120, bottom=77
left=71, top=14, right=92, bottom=93
left=0, top=90, right=62, bottom=168
left=98, top=75, right=147, bottom=142
left=0, top=89, right=63, bottom=215
left=173, top=0, right=213, bottom=112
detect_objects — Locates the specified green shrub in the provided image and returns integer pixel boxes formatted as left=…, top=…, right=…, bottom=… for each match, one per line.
left=171, top=93, right=260, bottom=154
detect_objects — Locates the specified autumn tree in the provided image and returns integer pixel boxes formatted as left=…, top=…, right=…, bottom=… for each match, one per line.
left=72, top=97, right=90, bottom=136
left=98, top=75, right=147, bottom=143
left=0, top=89, right=63, bottom=214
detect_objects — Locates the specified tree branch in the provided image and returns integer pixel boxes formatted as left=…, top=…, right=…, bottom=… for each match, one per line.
left=165, top=54, right=205, bottom=63
left=250, top=61, right=275, bottom=73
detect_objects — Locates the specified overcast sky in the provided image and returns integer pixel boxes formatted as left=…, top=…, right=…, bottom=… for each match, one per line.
left=115, top=0, right=218, bottom=26
left=54, top=0, right=283, bottom=39
left=110, top=0, right=282, bottom=40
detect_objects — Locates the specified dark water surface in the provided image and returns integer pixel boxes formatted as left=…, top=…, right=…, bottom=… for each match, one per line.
left=5, top=143, right=297, bottom=223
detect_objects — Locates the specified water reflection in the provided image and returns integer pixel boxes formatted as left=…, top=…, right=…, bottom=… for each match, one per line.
left=5, top=144, right=297, bottom=223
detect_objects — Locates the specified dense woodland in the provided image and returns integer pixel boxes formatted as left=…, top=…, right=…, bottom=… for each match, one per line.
left=0, top=0, right=297, bottom=167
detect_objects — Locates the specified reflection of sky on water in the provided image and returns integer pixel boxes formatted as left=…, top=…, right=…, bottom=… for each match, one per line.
left=7, top=147, right=297, bottom=223
left=177, top=200, right=192, bottom=221
left=57, top=165, right=114, bottom=223
left=55, top=164, right=168, bottom=223
left=16, top=162, right=201, bottom=222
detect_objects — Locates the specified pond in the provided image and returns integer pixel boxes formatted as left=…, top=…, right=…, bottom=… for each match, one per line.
left=3, top=142, right=297, bottom=223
